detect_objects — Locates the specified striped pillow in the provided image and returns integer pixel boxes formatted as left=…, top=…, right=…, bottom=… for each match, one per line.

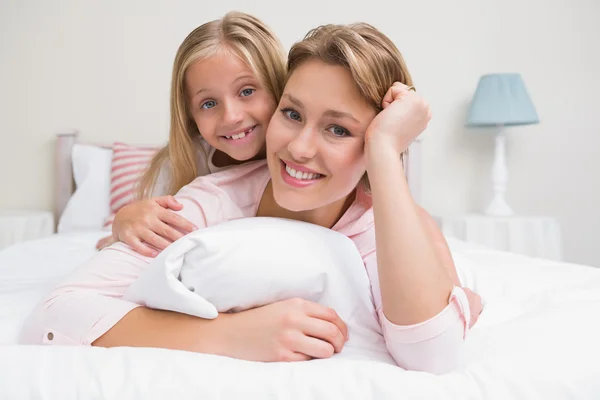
left=103, top=142, right=158, bottom=229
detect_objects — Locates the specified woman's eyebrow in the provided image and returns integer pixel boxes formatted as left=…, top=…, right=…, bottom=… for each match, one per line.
left=283, top=93, right=359, bottom=123
left=283, top=93, right=304, bottom=109
left=323, top=109, right=359, bottom=123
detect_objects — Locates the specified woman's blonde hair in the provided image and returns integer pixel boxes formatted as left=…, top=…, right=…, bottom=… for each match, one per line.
left=287, top=23, right=413, bottom=190
left=138, top=11, right=287, bottom=198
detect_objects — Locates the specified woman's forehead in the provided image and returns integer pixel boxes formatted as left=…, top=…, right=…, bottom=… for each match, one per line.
left=284, top=60, right=375, bottom=122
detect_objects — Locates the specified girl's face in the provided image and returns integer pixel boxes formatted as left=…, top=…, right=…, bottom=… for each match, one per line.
left=185, top=50, right=277, bottom=162
left=266, top=59, right=376, bottom=213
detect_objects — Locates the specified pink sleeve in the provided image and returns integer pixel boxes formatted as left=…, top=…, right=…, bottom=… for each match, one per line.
left=18, top=244, right=149, bottom=345
left=18, top=185, right=212, bottom=346
left=363, top=252, right=470, bottom=374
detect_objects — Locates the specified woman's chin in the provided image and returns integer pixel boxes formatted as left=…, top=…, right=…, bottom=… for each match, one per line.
left=274, top=194, right=298, bottom=212
left=273, top=191, right=312, bottom=213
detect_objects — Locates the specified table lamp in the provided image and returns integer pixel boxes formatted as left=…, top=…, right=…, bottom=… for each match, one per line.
left=466, top=73, right=539, bottom=216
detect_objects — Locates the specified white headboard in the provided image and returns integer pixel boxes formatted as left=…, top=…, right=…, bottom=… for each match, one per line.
left=54, top=132, right=423, bottom=222
left=55, top=131, right=77, bottom=222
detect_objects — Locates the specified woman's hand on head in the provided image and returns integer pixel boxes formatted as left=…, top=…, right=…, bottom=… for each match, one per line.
left=112, top=196, right=197, bottom=257
left=218, top=298, right=349, bottom=362
left=365, top=82, right=431, bottom=154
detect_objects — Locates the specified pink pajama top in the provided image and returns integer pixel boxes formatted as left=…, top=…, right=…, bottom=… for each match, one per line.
left=19, top=160, right=470, bottom=374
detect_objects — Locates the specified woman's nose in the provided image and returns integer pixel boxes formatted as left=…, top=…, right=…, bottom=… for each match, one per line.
left=287, top=127, right=318, bottom=161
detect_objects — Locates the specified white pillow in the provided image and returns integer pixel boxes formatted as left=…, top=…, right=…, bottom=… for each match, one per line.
left=124, top=217, right=395, bottom=364
left=57, top=144, right=112, bottom=233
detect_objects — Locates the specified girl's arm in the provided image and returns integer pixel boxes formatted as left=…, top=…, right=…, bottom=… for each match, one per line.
left=109, top=195, right=197, bottom=257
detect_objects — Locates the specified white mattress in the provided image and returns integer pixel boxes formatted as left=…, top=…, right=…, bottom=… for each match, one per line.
left=1, top=232, right=600, bottom=399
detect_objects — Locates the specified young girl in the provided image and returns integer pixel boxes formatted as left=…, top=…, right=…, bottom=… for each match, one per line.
left=96, top=11, right=286, bottom=255
left=21, top=22, right=480, bottom=373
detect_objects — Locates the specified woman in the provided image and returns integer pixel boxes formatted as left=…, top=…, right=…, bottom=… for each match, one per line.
left=20, top=22, right=480, bottom=374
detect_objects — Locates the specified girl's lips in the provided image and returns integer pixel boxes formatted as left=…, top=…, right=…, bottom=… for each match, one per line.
left=221, top=125, right=258, bottom=146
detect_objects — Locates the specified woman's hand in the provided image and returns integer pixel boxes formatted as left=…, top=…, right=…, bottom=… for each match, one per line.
left=364, top=82, right=431, bottom=154
left=112, top=196, right=197, bottom=257
left=218, top=298, right=349, bottom=362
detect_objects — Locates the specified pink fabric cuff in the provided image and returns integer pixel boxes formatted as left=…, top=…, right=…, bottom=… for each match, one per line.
left=378, top=286, right=470, bottom=344
left=39, top=301, right=140, bottom=346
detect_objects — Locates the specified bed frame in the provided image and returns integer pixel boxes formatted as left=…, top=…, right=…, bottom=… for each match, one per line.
left=54, top=132, right=423, bottom=222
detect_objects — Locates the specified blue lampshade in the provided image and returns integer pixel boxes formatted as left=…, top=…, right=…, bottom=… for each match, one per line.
left=466, top=73, right=539, bottom=127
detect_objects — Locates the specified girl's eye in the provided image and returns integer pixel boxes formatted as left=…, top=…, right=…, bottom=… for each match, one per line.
left=201, top=100, right=217, bottom=109
left=241, top=88, right=255, bottom=97
left=328, top=125, right=350, bottom=137
left=282, top=108, right=302, bottom=121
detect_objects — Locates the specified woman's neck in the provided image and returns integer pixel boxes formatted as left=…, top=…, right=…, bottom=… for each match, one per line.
left=256, top=180, right=356, bottom=229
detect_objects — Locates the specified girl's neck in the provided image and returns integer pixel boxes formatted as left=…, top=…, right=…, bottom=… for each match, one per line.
left=256, top=180, right=356, bottom=229
left=211, top=148, right=266, bottom=168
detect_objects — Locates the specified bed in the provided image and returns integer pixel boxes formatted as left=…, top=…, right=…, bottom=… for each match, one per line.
left=1, top=133, right=599, bottom=399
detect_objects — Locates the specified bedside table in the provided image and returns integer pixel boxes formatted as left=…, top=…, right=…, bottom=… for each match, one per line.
left=436, top=214, right=562, bottom=261
left=0, top=210, right=55, bottom=250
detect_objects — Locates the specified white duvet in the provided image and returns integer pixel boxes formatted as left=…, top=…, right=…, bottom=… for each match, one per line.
left=1, top=230, right=600, bottom=399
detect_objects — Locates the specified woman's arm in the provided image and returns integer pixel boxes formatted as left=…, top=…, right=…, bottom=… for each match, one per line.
left=20, top=182, right=210, bottom=346
left=417, top=206, right=483, bottom=327
left=92, top=306, right=225, bottom=352
left=94, top=298, right=349, bottom=363
left=362, top=83, right=470, bottom=373
left=20, top=180, right=349, bottom=361
left=363, top=82, right=454, bottom=325
left=366, top=147, right=454, bottom=325
left=416, top=206, right=460, bottom=285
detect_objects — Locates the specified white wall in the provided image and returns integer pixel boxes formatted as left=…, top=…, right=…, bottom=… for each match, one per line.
left=1, top=0, right=599, bottom=266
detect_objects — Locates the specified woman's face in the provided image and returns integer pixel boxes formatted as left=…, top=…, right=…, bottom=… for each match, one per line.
left=266, top=59, right=376, bottom=212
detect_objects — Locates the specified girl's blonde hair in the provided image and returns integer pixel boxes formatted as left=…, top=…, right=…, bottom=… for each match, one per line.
left=287, top=23, right=413, bottom=190
left=138, top=11, right=286, bottom=198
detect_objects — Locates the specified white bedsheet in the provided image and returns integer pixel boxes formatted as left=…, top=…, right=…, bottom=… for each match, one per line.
left=1, top=232, right=600, bottom=399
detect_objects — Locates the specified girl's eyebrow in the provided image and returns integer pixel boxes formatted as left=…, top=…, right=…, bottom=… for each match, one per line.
left=193, top=74, right=256, bottom=98
left=232, top=73, right=256, bottom=84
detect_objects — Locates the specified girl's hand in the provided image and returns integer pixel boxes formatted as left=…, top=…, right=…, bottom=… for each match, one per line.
left=463, top=288, right=483, bottom=328
left=113, top=196, right=197, bottom=257
left=95, top=235, right=116, bottom=250
left=219, top=298, right=349, bottom=362
left=365, top=82, right=431, bottom=154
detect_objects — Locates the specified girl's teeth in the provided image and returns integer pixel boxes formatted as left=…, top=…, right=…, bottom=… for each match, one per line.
left=231, top=132, right=246, bottom=140
left=225, top=127, right=253, bottom=140
left=285, top=164, right=320, bottom=180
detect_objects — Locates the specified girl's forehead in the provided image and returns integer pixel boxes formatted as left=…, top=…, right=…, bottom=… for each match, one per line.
left=185, top=51, right=257, bottom=94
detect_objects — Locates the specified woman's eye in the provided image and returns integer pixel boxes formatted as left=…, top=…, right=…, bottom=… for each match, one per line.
left=241, top=88, right=255, bottom=97
left=328, top=125, right=350, bottom=137
left=282, top=109, right=302, bottom=121
left=201, top=100, right=217, bottom=109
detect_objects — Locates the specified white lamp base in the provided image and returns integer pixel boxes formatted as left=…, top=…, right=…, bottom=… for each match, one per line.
left=485, top=132, right=514, bottom=217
